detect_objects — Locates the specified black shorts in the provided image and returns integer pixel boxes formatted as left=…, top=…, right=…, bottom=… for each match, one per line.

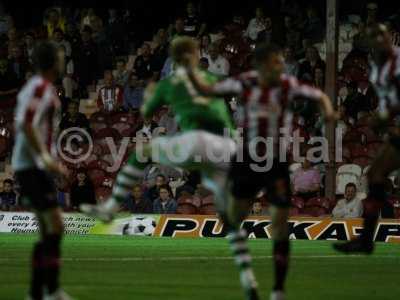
left=15, top=169, right=58, bottom=211
left=229, top=154, right=291, bottom=207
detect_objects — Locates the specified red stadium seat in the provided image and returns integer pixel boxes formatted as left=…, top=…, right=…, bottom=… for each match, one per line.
left=87, top=168, right=107, bottom=187
left=352, top=156, right=371, bottom=168
left=94, top=127, right=121, bottom=141
left=177, top=197, right=200, bottom=214
left=199, top=195, right=216, bottom=215
left=303, top=197, right=331, bottom=217
left=291, top=196, right=305, bottom=210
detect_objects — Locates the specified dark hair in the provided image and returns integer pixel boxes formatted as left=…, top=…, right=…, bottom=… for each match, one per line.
left=32, top=42, right=58, bottom=72
left=159, top=184, right=172, bottom=197
left=53, top=28, right=64, bottom=35
left=253, top=43, right=281, bottom=66
left=3, top=179, right=13, bottom=185
left=157, top=174, right=166, bottom=180
left=345, top=182, right=357, bottom=190
left=82, top=25, right=93, bottom=34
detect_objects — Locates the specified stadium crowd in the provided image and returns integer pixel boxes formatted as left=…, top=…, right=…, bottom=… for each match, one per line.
left=1, top=1, right=400, bottom=218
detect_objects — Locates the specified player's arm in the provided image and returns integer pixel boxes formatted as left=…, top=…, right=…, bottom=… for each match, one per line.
left=140, top=81, right=165, bottom=118
left=186, top=67, right=243, bottom=97
left=290, top=78, right=337, bottom=121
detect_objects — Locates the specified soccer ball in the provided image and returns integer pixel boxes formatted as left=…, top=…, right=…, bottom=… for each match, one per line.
left=122, top=216, right=157, bottom=236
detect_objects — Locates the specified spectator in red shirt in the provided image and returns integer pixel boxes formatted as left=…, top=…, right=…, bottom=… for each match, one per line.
left=97, top=70, right=123, bottom=113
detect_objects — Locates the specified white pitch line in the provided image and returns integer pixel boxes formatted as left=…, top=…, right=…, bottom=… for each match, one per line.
left=0, top=255, right=398, bottom=262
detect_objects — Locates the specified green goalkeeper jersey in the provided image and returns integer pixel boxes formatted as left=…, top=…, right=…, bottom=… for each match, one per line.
left=142, top=67, right=234, bottom=136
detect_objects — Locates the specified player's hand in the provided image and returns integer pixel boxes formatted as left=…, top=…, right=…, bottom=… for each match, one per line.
left=325, top=110, right=340, bottom=122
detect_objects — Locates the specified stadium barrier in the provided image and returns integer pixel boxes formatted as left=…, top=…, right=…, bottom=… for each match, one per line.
left=0, top=212, right=399, bottom=243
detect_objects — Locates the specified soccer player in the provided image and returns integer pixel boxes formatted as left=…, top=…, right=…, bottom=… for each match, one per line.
left=12, top=42, right=72, bottom=300
left=81, top=37, right=261, bottom=300
left=186, top=43, right=336, bottom=300
left=334, top=24, right=400, bottom=253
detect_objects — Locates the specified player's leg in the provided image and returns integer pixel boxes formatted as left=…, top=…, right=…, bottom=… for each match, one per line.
left=18, top=170, right=72, bottom=300
left=334, top=140, right=400, bottom=253
left=267, top=163, right=291, bottom=300
left=80, top=143, right=151, bottom=222
left=38, top=207, right=67, bottom=299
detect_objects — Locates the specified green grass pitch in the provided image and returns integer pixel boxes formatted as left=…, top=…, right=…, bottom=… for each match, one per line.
left=0, top=234, right=399, bottom=300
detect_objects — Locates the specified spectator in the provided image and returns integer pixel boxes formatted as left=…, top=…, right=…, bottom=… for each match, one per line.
left=134, top=42, right=158, bottom=80
left=158, top=107, right=178, bottom=135
left=0, top=4, right=13, bottom=36
left=8, top=45, right=29, bottom=82
left=251, top=200, right=264, bottom=216
left=292, top=158, right=321, bottom=201
left=58, top=44, right=76, bottom=98
left=152, top=28, right=170, bottom=71
left=298, top=46, right=326, bottom=81
left=206, top=43, right=230, bottom=76
left=183, top=2, right=206, bottom=38
left=97, top=70, right=123, bottom=112
left=303, top=6, right=324, bottom=43
left=257, top=16, right=283, bottom=46
left=284, top=15, right=301, bottom=50
left=366, top=2, right=379, bottom=26
left=153, top=184, right=177, bottom=214
left=134, top=117, right=158, bottom=138
left=113, top=58, right=130, bottom=87
left=45, top=8, right=66, bottom=38
left=0, top=179, right=17, bottom=211
left=244, top=7, right=266, bottom=42
left=74, top=26, right=98, bottom=93
left=199, top=35, right=211, bottom=58
left=121, top=184, right=153, bottom=213
left=145, top=174, right=168, bottom=201
left=0, top=58, right=19, bottom=103
left=123, top=73, right=144, bottom=111
left=169, top=18, right=186, bottom=41
left=23, top=32, right=36, bottom=64
left=59, top=100, right=91, bottom=134
left=342, top=81, right=372, bottom=121
left=160, top=56, right=174, bottom=79
left=313, top=66, right=325, bottom=90
left=80, top=8, right=98, bottom=30
left=283, top=46, right=299, bottom=77
left=52, top=28, right=72, bottom=57
left=332, top=183, right=363, bottom=218
left=70, top=169, right=96, bottom=210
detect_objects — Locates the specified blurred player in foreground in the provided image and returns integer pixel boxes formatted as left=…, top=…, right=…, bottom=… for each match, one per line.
left=12, top=42, right=71, bottom=300
left=334, top=24, right=400, bottom=253
left=186, top=43, right=336, bottom=300
left=81, top=37, right=261, bottom=300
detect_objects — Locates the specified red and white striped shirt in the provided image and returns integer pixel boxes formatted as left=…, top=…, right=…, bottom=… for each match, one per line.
left=12, top=75, right=61, bottom=171
left=369, top=47, right=400, bottom=118
left=97, top=85, right=123, bottom=112
left=214, top=71, right=323, bottom=155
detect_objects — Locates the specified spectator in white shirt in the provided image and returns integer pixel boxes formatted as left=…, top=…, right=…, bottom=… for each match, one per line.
left=244, top=7, right=266, bottom=41
left=52, top=28, right=72, bottom=57
left=332, top=183, right=363, bottom=218
left=283, top=46, right=299, bottom=77
left=206, top=43, right=230, bottom=77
